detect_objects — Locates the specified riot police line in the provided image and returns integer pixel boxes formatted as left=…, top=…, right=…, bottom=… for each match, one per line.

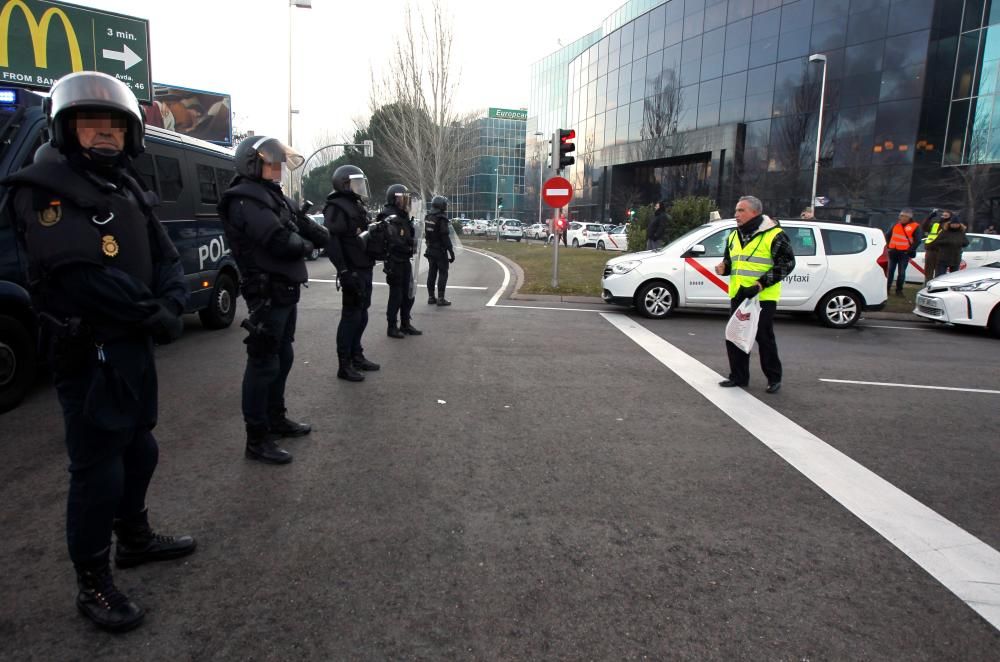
left=0, top=71, right=458, bottom=634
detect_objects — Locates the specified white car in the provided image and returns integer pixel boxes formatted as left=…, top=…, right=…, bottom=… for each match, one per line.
left=567, top=222, right=606, bottom=248
left=525, top=223, right=550, bottom=240
left=904, top=233, right=1000, bottom=282
left=913, top=262, right=1000, bottom=336
left=306, top=214, right=325, bottom=260
left=601, top=218, right=888, bottom=328
left=499, top=219, right=524, bottom=241
left=596, top=225, right=628, bottom=251
left=472, top=220, right=488, bottom=236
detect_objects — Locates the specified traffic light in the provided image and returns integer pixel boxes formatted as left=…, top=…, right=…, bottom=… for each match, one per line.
left=497, top=197, right=503, bottom=210
left=551, top=128, right=576, bottom=173
left=555, top=216, right=567, bottom=231
left=629, top=208, right=636, bottom=220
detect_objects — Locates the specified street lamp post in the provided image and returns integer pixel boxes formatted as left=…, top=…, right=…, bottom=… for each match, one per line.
left=808, top=53, right=828, bottom=215
left=494, top=166, right=500, bottom=243
left=288, top=0, right=311, bottom=199
left=534, top=131, right=545, bottom=227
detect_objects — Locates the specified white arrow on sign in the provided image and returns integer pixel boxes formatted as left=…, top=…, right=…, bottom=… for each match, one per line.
left=545, top=188, right=570, bottom=196
left=102, top=44, right=142, bottom=71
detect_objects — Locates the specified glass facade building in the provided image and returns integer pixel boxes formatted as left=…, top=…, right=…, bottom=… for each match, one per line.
left=527, top=0, right=1000, bottom=230
left=452, top=108, right=528, bottom=221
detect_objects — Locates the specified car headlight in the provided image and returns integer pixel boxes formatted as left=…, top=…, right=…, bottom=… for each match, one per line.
left=608, top=260, right=640, bottom=275
left=951, top=279, right=1000, bottom=292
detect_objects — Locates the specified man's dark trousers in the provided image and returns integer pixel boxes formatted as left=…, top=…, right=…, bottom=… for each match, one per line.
left=387, top=260, right=415, bottom=324
left=427, top=256, right=449, bottom=296
left=886, top=249, right=910, bottom=292
left=337, top=268, right=373, bottom=356
left=242, top=302, right=297, bottom=427
left=725, top=298, right=782, bottom=386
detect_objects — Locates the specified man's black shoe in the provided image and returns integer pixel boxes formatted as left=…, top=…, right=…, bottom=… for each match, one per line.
left=401, top=323, right=422, bottom=335
left=352, top=354, right=380, bottom=371
left=436, top=298, right=452, bottom=306
left=337, top=355, right=365, bottom=381
left=766, top=382, right=782, bottom=394
left=719, top=379, right=748, bottom=388
left=245, top=426, right=293, bottom=464
left=427, top=296, right=437, bottom=304
left=387, top=324, right=405, bottom=339
left=268, top=415, right=311, bottom=437
left=76, top=563, right=145, bottom=633
left=113, top=510, right=196, bottom=569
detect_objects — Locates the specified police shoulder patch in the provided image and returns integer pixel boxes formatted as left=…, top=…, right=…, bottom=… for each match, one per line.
left=102, top=235, right=119, bottom=257
left=38, top=200, right=62, bottom=227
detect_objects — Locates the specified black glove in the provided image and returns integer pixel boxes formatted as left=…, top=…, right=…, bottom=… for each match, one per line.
left=733, top=284, right=760, bottom=306
left=338, top=270, right=361, bottom=294
left=138, top=298, right=183, bottom=344
left=301, top=238, right=315, bottom=258
left=295, top=213, right=330, bottom=248
left=448, top=251, right=455, bottom=264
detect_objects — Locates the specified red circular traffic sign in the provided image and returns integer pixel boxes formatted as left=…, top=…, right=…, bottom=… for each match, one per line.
left=542, top=176, right=573, bottom=208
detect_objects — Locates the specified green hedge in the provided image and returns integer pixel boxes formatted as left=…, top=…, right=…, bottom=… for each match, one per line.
left=624, top=196, right=717, bottom=252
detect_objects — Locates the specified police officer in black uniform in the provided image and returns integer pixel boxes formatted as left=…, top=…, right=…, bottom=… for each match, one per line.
left=1, top=71, right=196, bottom=633
left=219, top=136, right=329, bottom=464
left=424, top=195, right=455, bottom=306
left=380, top=184, right=422, bottom=338
left=323, top=164, right=380, bottom=382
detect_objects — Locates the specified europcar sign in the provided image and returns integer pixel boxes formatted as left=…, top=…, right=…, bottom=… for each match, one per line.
left=0, top=0, right=150, bottom=101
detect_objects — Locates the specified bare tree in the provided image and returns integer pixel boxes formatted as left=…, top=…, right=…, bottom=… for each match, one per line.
left=637, top=70, right=684, bottom=161
left=368, top=0, right=476, bottom=202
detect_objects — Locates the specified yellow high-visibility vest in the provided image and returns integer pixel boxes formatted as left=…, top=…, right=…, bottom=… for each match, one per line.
left=727, top=226, right=784, bottom=302
left=925, top=221, right=941, bottom=246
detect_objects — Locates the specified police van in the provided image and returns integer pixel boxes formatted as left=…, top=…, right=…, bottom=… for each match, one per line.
left=601, top=217, right=888, bottom=329
left=0, top=86, right=239, bottom=412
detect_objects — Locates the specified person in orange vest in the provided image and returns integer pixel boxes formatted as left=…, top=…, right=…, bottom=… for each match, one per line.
left=885, top=209, right=922, bottom=296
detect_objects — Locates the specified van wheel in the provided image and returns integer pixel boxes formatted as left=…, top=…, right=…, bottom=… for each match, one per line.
left=817, top=290, right=862, bottom=328
left=199, top=273, right=237, bottom=329
left=597, top=241, right=606, bottom=250
left=572, top=238, right=579, bottom=247
left=0, top=315, right=36, bottom=414
left=636, top=281, right=676, bottom=319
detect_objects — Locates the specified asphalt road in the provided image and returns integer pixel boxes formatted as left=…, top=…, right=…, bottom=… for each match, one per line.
left=1, top=243, right=998, bottom=660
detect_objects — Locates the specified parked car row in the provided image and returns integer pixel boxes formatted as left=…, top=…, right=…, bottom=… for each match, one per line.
left=877, top=233, right=1000, bottom=283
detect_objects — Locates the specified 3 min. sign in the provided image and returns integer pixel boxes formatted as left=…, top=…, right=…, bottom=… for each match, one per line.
left=542, top=176, right=573, bottom=208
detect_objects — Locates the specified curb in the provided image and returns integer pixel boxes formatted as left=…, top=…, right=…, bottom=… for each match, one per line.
left=467, top=244, right=927, bottom=322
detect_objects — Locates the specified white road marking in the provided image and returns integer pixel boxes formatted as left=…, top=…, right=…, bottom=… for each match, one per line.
left=463, top=247, right=510, bottom=307
left=493, top=304, right=606, bottom=313
left=602, top=312, right=1000, bottom=630
left=860, top=324, right=933, bottom=331
left=308, top=278, right=487, bottom=290
left=821, top=378, right=1000, bottom=395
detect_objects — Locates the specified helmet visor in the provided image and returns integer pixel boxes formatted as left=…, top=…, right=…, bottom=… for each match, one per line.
left=253, top=137, right=304, bottom=170
left=394, top=191, right=412, bottom=213
left=348, top=173, right=370, bottom=201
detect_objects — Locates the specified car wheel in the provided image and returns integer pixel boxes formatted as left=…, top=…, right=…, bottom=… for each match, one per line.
left=198, top=273, right=237, bottom=329
left=817, top=289, right=862, bottom=328
left=597, top=241, right=606, bottom=250
left=636, top=281, right=676, bottom=319
left=989, top=305, right=1000, bottom=339
left=572, top=238, right=579, bottom=247
left=0, top=315, right=36, bottom=414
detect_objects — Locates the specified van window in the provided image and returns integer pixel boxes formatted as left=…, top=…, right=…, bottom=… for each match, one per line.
left=821, top=229, right=867, bottom=255
left=133, top=153, right=156, bottom=192
left=155, top=155, right=183, bottom=201
left=785, top=226, right=817, bottom=256
left=215, top=167, right=234, bottom=195
left=196, top=164, right=218, bottom=203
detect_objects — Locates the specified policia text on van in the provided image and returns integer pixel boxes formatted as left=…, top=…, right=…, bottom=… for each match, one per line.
left=0, top=86, right=239, bottom=413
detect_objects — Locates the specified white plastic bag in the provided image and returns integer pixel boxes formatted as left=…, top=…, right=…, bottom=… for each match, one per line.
left=725, top=297, right=761, bottom=354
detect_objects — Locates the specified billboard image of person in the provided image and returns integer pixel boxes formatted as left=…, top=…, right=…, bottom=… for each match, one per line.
left=143, top=83, right=232, bottom=146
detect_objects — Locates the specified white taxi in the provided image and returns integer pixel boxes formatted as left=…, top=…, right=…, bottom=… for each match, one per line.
left=596, top=225, right=627, bottom=251
left=913, top=263, right=1000, bottom=337
left=903, top=233, right=1000, bottom=283
left=601, top=218, right=888, bottom=328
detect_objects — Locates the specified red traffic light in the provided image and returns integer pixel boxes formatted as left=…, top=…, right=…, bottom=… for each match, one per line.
left=560, top=129, right=576, bottom=143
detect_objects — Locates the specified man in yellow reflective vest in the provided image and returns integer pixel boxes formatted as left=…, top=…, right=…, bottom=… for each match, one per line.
left=714, top=196, right=796, bottom=394
left=885, top=209, right=922, bottom=295
left=921, top=209, right=949, bottom=284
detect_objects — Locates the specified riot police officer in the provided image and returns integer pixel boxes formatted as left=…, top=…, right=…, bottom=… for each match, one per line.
left=219, top=136, right=329, bottom=464
left=323, top=164, right=380, bottom=381
left=1, top=72, right=196, bottom=632
left=380, top=184, right=422, bottom=338
left=423, top=195, right=455, bottom=305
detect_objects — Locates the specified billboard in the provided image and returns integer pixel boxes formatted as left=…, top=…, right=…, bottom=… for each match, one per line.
left=143, top=83, right=232, bottom=146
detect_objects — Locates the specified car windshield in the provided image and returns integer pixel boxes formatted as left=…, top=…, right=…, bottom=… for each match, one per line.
left=586, top=224, right=603, bottom=231
left=984, top=262, right=1000, bottom=269
left=665, top=224, right=716, bottom=251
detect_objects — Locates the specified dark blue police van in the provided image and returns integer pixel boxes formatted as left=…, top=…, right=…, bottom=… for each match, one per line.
left=0, top=86, right=239, bottom=413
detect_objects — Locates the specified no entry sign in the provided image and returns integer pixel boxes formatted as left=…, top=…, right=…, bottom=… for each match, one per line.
left=542, top=176, right=573, bottom=208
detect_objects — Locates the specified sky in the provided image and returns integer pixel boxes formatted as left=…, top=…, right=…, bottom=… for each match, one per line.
left=69, top=0, right=612, bottom=158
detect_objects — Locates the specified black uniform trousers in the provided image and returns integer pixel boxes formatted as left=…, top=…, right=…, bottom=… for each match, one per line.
left=242, top=302, right=297, bottom=427
left=386, top=260, right=415, bottom=325
left=337, top=268, right=373, bottom=357
left=426, top=255, right=449, bottom=297
left=726, top=298, right=782, bottom=386
left=54, top=339, right=159, bottom=568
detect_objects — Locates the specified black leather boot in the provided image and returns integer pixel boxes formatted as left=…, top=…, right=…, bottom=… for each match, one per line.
left=268, top=411, right=311, bottom=437
left=114, top=509, right=197, bottom=569
left=76, top=553, right=145, bottom=632
left=352, top=353, right=380, bottom=371
left=245, top=424, right=293, bottom=464
left=337, top=354, right=365, bottom=381
left=401, top=321, right=423, bottom=335
left=387, top=323, right=405, bottom=339
left=436, top=295, right=451, bottom=306
left=427, top=295, right=437, bottom=304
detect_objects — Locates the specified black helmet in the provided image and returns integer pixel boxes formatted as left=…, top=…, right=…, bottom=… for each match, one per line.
left=386, top=183, right=410, bottom=212
left=234, top=136, right=304, bottom=181
left=46, top=71, right=144, bottom=157
left=431, top=195, right=448, bottom=212
left=331, top=164, right=370, bottom=200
